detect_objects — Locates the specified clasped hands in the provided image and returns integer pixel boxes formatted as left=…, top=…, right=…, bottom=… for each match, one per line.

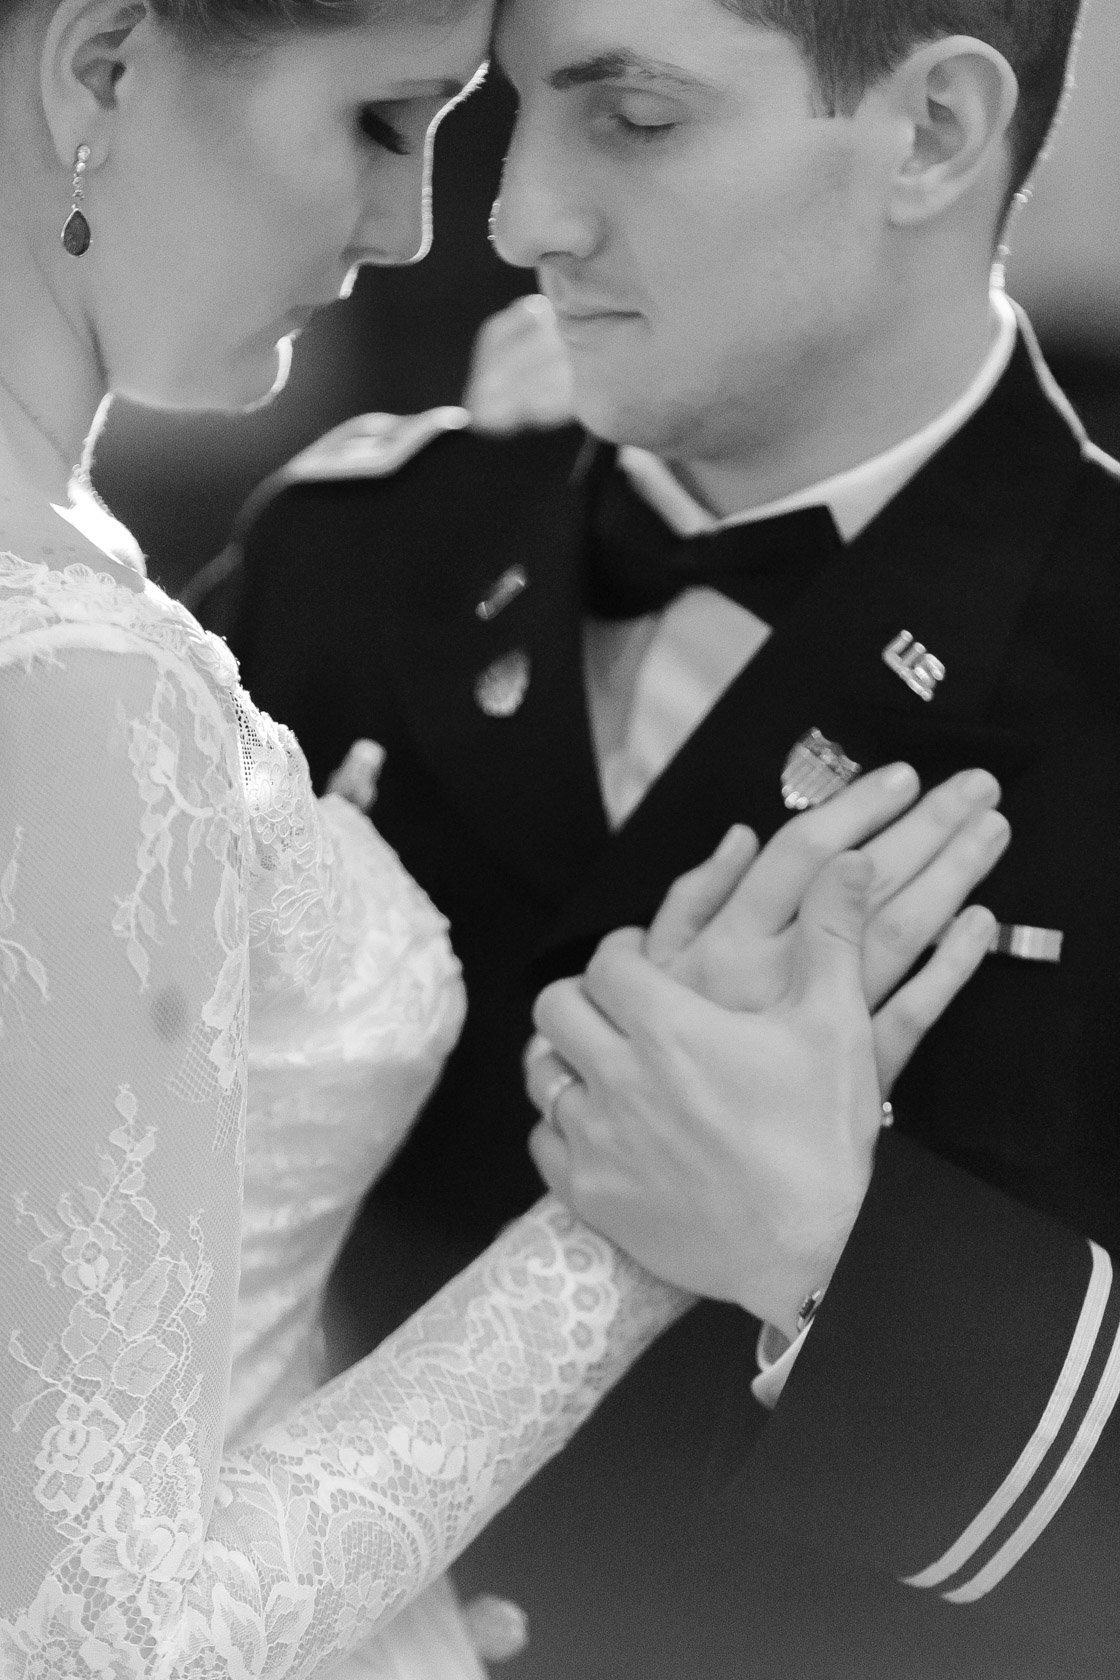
left=526, top=766, right=1008, bottom=1342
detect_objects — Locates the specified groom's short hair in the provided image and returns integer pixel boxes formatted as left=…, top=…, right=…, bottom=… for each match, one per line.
left=723, top=0, right=1083, bottom=202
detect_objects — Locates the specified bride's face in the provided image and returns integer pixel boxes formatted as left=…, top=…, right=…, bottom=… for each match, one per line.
left=89, top=1, right=491, bottom=409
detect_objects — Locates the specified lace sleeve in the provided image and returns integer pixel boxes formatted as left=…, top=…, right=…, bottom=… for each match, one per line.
left=0, top=632, right=251, bottom=1655
left=1, top=628, right=692, bottom=1680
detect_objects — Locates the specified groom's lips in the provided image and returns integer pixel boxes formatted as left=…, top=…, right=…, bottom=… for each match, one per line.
left=552, top=303, right=643, bottom=335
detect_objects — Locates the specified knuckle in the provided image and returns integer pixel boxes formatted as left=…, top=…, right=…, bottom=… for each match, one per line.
left=787, top=815, right=830, bottom=864
left=885, top=993, right=925, bottom=1041
left=872, top=910, right=912, bottom=954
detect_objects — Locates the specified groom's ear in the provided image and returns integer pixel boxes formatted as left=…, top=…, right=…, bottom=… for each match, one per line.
left=40, top=0, right=150, bottom=171
left=882, top=34, right=1019, bottom=231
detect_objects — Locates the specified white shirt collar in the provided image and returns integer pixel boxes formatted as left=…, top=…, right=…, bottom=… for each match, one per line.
left=619, top=287, right=1019, bottom=544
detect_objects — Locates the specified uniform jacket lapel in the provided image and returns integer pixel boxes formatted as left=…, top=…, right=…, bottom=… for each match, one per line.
left=379, top=438, right=611, bottom=902
left=535, top=327, right=1086, bottom=976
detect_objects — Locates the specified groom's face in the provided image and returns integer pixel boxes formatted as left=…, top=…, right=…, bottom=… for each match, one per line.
left=492, top=0, right=895, bottom=464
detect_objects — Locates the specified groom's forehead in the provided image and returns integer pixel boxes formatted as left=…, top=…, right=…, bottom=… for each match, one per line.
left=492, top=0, right=751, bottom=77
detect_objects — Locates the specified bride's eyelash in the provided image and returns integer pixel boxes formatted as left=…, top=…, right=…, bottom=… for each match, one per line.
left=360, top=108, right=411, bottom=156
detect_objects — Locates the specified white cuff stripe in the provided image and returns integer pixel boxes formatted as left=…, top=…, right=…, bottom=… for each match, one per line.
left=945, top=1300, right=1120, bottom=1603
left=903, top=1240, right=1112, bottom=1591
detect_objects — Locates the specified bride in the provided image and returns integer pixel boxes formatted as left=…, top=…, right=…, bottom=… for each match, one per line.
left=0, top=4, right=697, bottom=1676
left=0, top=3, right=989, bottom=1677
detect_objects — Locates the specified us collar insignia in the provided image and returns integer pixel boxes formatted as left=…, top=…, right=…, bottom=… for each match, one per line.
left=782, top=729, right=862, bottom=811
left=475, top=650, right=531, bottom=718
left=883, top=630, right=946, bottom=703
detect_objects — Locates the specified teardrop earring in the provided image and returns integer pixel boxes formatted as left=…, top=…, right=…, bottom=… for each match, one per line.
left=61, top=145, right=92, bottom=257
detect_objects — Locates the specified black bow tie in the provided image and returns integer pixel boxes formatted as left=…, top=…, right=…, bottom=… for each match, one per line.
left=583, top=452, right=844, bottom=623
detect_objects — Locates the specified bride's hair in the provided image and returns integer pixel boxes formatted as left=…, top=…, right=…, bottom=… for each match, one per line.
left=148, top=0, right=373, bottom=47
left=0, top=0, right=380, bottom=49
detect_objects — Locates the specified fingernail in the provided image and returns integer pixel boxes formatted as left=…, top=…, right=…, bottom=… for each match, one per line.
left=883, top=763, right=919, bottom=793
left=716, top=824, right=752, bottom=860
left=962, top=769, right=1000, bottom=802
left=966, top=905, right=998, bottom=942
left=976, top=809, right=1010, bottom=845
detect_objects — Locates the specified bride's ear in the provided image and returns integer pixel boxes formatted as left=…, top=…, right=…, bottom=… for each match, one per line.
left=40, top=0, right=151, bottom=170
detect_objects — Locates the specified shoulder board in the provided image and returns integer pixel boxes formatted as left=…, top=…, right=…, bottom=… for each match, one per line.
left=281, top=404, right=471, bottom=488
left=184, top=407, right=471, bottom=613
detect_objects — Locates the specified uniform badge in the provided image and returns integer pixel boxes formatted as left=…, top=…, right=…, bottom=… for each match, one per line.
left=883, top=630, right=946, bottom=702
left=782, top=729, right=862, bottom=811
left=475, top=651, right=531, bottom=718
left=476, top=566, right=528, bottom=623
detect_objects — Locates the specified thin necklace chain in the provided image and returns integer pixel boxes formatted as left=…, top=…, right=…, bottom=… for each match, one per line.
left=0, top=357, right=76, bottom=481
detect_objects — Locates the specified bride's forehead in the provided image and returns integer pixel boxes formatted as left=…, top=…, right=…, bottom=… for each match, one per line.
left=245, top=0, right=491, bottom=83
left=339, top=0, right=494, bottom=54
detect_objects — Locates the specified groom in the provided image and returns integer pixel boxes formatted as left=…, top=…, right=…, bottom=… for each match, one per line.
left=196, top=0, right=1120, bottom=1674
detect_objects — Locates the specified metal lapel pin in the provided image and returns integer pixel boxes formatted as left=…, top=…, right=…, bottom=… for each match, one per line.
left=476, top=567, right=528, bottom=623
left=883, top=630, right=946, bottom=702
left=475, top=651, right=531, bottom=718
left=782, top=729, right=863, bottom=811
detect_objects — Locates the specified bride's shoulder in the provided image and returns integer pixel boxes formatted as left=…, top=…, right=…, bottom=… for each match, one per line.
left=0, top=485, right=242, bottom=698
left=0, top=479, right=144, bottom=593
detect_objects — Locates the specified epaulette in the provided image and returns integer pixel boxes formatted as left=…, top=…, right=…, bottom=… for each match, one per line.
left=280, top=404, right=471, bottom=488
left=182, top=406, right=470, bottom=612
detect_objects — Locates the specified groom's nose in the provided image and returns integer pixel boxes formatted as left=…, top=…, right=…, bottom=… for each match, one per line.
left=491, top=124, right=600, bottom=270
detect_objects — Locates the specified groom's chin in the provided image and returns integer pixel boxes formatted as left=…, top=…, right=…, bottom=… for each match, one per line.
left=571, top=377, right=686, bottom=457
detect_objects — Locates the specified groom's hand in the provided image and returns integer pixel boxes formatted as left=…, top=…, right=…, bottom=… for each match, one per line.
left=529, top=856, right=885, bottom=1338
left=524, top=766, right=1006, bottom=1317
left=646, top=764, right=1006, bottom=1095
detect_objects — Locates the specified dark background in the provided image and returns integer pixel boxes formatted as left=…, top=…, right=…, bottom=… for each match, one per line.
left=90, top=8, right=1120, bottom=600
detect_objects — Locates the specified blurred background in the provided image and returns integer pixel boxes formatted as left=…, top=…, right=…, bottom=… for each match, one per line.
left=91, top=0, right=1120, bottom=600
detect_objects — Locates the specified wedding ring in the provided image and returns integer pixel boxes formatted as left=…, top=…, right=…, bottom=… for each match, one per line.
left=542, top=1069, right=578, bottom=1137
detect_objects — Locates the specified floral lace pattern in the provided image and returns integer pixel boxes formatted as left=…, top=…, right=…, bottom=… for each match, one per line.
left=0, top=551, right=692, bottom=1680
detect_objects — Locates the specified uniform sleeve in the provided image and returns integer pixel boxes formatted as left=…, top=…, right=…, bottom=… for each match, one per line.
left=1, top=634, right=691, bottom=1678
left=728, top=1131, right=1120, bottom=1662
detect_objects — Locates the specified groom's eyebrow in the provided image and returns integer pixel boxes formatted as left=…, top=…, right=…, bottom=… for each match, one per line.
left=547, top=50, right=719, bottom=94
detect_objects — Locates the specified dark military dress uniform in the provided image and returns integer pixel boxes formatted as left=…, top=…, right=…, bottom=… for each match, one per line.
left=192, top=324, right=1120, bottom=1679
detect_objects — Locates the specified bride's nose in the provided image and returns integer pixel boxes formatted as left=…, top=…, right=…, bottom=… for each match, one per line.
left=351, top=150, right=434, bottom=267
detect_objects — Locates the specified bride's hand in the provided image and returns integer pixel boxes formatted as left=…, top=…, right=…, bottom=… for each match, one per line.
left=644, top=764, right=1006, bottom=1095
left=529, top=856, right=886, bottom=1334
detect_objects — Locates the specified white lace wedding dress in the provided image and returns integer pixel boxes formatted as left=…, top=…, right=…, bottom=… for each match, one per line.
left=0, top=518, right=688, bottom=1680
